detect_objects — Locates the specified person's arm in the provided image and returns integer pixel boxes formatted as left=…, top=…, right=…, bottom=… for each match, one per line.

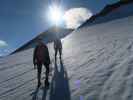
left=60, top=40, right=62, bottom=49
left=54, top=41, right=56, bottom=50
left=46, top=47, right=51, bottom=65
left=33, top=47, right=37, bottom=69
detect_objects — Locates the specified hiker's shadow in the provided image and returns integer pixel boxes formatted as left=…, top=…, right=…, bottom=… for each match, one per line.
left=32, top=87, right=38, bottom=100
left=31, top=59, right=71, bottom=100
left=49, top=59, right=71, bottom=100
left=32, top=85, right=49, bottom=100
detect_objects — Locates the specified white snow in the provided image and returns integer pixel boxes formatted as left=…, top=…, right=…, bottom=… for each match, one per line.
left=0, top=3, right=133, bottom=100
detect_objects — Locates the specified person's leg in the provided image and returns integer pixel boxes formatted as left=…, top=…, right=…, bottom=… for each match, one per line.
left=45, top=64, right=49, bottom=80
left=44, top=64, right=50, bottom=86
left=59, top=48, right=62, bottom=59
left=55, top=49, right=57, bottom=61
left=37, top=63, right=42, bottom=88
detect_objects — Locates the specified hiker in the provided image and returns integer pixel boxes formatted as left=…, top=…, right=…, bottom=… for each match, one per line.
left=33, top=39, right=50, bottom=88
left=54, top=38, right=62, bottom=61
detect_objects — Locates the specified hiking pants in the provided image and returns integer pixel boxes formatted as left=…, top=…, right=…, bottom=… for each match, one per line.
left=36, top=62, right=49, bottom=85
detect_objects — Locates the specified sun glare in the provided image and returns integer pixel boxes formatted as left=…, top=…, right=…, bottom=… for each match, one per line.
left=49, top=5, right=63, bottom=25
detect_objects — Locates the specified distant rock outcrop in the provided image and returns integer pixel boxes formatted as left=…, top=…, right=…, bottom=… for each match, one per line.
left=79, top=0, right=133, bottom=28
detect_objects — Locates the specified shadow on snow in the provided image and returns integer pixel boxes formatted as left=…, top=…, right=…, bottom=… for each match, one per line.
left=32, top=59, right=71, bottom=100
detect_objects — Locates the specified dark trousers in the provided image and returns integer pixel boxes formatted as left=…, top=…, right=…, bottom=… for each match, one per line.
left=55, top=48, right=62, bottom=60
left=36, top=62, right=49, bottom=86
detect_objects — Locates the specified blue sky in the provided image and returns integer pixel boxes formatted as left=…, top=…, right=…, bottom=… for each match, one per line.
left=0, top=0, right=118, bottom=56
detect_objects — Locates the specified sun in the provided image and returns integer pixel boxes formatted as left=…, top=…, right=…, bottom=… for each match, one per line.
left=49, top=5, right=63, bottom=25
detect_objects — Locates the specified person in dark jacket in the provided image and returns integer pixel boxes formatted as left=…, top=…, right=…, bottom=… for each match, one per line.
left=33, top=39, right=50, bottom=88
left=54, top=38, right=62, bottom=61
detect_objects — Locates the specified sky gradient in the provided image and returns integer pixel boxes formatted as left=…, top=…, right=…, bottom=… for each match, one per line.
left=0, top=0, right=119, bottom=56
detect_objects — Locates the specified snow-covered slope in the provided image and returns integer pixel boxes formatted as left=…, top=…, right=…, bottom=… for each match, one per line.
left=0, top=6, right=133, bottom=100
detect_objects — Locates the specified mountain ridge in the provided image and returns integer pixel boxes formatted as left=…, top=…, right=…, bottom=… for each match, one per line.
left=79, top=0, right=133, bottom=28
left=11, top=26, right=73, bottom=54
